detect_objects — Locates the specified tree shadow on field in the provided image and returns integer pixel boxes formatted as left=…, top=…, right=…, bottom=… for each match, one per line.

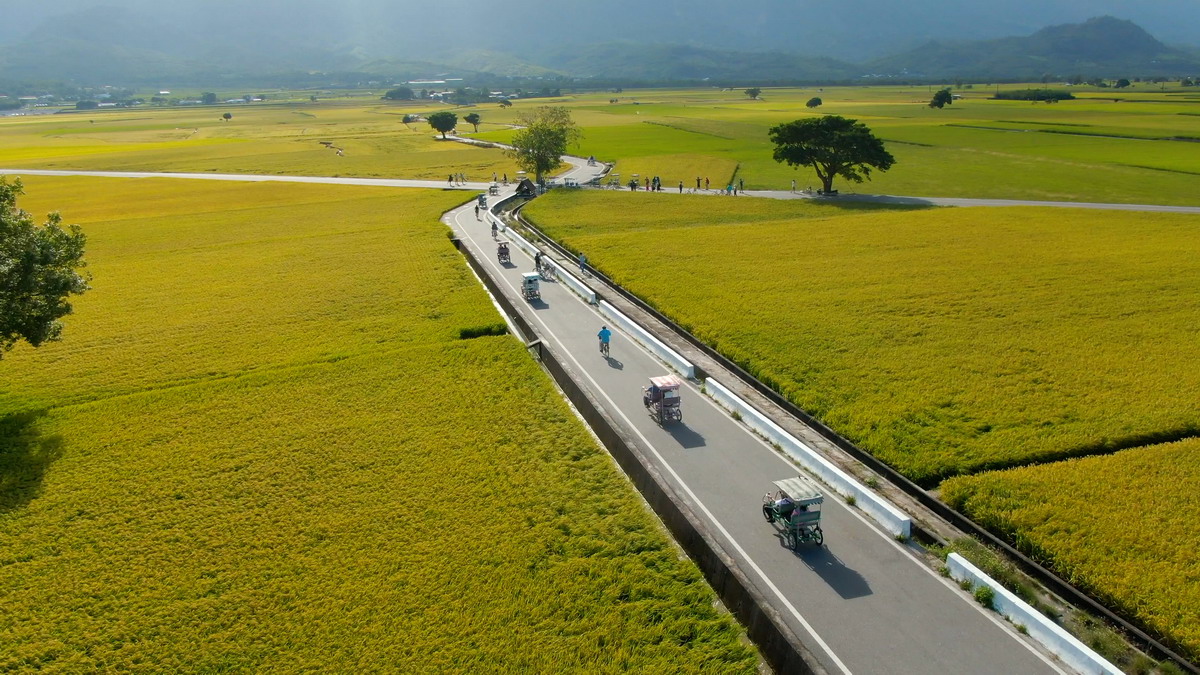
left=0, top=410, right=63, bottom=512
left=802, top=195, right=938, bottom=213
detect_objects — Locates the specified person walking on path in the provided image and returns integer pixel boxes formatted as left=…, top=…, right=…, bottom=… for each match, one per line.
left=678, top=181, right=684, bottom=193
left=474, top=204, right=480, bottom=220
left=449, top=174, right=454, bottom=186
left=695, top=176, right=701, bottom=190
left=739, top=178, right=744, bottom=192
left=704, top=177, right=710, bottom=191
left=534, top=250, right=543, bottom=273
left=791, top=179, right=796, bottom=193
left=578, top=252, right=588, bottom=275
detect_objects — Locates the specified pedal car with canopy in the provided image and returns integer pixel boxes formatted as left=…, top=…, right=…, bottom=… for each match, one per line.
left=762, top=475, right=824, bottom=548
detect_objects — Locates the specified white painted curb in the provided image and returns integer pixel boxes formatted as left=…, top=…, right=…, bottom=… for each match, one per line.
left=546, top=259, right=597, bottom=304
left=598, top=300, right=696, bottom=379
left=947, top=553, right=1122, bottom=675
left=704, top=377, right=911, bottom=538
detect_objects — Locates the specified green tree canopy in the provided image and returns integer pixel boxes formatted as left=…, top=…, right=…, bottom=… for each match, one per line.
left=929, top=88, right=953, bottom=108
left=507, top=106, right=582, bottom=183
left=463, top=112, right=481, bottom=132
left=745, top=87, right=762, bottom=99
left=201, top=92, right=217, bottom=104
left=805, top=97, right=822, bottom=108
left=0, top=178, right=90, bottom=357
left=383, top=86, right=414, bottom=100
left=768, top=115, right=896, bottom=194
left=222, top=112, right=232, bottom=121
left=426, top=111, right=458, bottom=139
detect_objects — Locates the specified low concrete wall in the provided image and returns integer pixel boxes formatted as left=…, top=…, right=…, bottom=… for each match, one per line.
left=502, top=226, right=539, bottom=259
left=705, top=377, right=911, bottom=539
left=546, top=259, right=597, bottom=305
left=947, top=554, right=1122, bottom=675
left=452, top=237, right=825, bottom=675
left=598, top=300, right=696, bottom=379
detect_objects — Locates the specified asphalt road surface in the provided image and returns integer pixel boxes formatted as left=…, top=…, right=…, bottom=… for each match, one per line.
left=445, top=161, right=1065, bottom=675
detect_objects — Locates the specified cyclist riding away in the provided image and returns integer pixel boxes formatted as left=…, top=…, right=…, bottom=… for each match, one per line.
left=597, top=326, right=611, bottom=356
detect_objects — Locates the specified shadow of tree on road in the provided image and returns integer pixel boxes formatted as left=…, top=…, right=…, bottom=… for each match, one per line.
left=0, top=410, right=63, bottom=513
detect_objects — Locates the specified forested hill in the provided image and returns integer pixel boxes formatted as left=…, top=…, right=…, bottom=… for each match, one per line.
left=870, top=16, right=1200, bottom=79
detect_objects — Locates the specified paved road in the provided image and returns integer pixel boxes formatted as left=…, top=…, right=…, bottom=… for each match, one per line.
left=4, top=165, right=1199, bottom=214
left=446, top=162, right=1064, bottom=674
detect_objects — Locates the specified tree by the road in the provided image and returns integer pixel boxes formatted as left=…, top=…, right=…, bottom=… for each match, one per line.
left=507, top=106, right=582, bottom=183
left=1115, top=78, right=1131, bottom=89
left=201, top=92, right=217, bottom=105
left=0, top=178, right=90, bottom=358
left=383, top=86, right=414, bottom=100
left=745, top=87, right=762, bottom=100
left=806, top=97, right=822, bottom=108
left=929, top=88, right=953, bottom=109
left=427, top=111, right=458, bottom=139
left=401, top=114, right=417, bottom=128
left=768, top=115, right=895, bottom=194
left=222, top=112, right=232, bottom=121
left=464, top=112, right=481, bottom=132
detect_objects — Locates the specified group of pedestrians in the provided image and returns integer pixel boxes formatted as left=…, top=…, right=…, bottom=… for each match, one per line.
left=448, top=172, right=468, bottom=186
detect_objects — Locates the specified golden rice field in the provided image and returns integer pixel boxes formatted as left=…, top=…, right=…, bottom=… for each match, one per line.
left=0, top=177, right=757, bottom=673
left=942, top=438, right=1200, bottom=659
left=522, top=191, right=1200, bottom=485
left=0, top=104, right=522, bottom=181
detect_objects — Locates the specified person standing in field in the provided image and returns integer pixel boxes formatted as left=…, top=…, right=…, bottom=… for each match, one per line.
left=678, top=181, right=684, bottom=193
left=696, top=176, right=701, bottom=190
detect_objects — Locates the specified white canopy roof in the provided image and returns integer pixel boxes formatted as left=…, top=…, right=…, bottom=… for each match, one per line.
left=772, top=475, right=824, bottom=505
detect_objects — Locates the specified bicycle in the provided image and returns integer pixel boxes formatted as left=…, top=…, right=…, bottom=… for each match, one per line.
left=599, top=339, right=610, bottom=357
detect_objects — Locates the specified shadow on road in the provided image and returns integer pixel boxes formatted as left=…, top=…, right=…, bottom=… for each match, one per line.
left=799, top=545, right=873, bottom=600
left=667, top=422, right=706, bottom=449
left=604, top=356, right=624, bottom=370
left=529, top=299, right=550, bottom=310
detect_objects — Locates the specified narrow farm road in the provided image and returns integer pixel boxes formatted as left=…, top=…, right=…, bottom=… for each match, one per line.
left=3, top=165, right=1200, bottom=213
left=444, top=160, right=1065, bottom=675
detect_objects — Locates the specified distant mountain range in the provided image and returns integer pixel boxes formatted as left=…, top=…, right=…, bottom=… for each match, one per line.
left=0, top=6, right=1197, bottom=87
left=870, top=16, right=1200, bottom=79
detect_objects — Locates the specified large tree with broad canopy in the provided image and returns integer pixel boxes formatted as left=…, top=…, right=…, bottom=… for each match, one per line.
left=768, top=115, right=895, bottom=194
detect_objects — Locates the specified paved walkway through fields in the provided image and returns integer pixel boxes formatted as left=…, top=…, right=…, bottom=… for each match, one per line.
left=4, top=166, right=1199, bottom=214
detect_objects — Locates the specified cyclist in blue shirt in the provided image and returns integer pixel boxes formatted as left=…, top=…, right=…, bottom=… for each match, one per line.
left=597, top=326, right=612, bottom=356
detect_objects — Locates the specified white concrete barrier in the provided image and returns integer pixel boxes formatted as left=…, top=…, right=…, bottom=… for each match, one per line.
left=704, top=377, right=911, bottom=538
left=947, top=554, right=1122, bottom=675
left=502, top=227, right=539, bottom=258
left=547, top=259, right=596, bottom=304
left=598, top=300, right=695, bottom=379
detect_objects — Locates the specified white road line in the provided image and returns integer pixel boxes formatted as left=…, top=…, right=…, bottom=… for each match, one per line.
left=452, top=204, right=853, bottom=675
